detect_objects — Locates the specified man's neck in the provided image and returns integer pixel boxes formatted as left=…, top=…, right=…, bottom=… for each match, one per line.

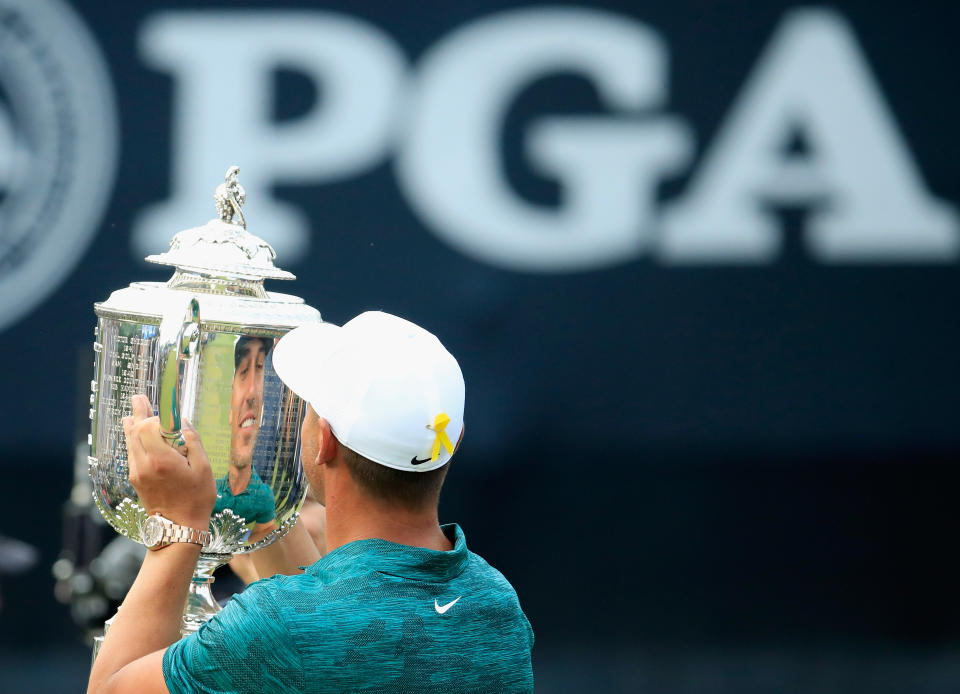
left=324, top=490, right=452, bottom=554
left=228, top=464, right=252, bottom=494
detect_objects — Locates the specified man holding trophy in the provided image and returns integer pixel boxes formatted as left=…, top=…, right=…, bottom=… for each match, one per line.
left=86, top=311, right=535, bottom=693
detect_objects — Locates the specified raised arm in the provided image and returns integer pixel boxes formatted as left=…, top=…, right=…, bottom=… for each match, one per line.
left=87, top=395, right=216, bottom=694
left=248, top=511, right=322, bottom=579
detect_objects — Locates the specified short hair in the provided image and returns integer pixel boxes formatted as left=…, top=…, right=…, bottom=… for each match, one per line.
left=341, top=446, right=449, bottom=510
left=234, top=335, right=274, bottom=370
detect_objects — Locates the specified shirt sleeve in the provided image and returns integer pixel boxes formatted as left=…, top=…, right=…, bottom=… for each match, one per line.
left=163, top=581, right=303, bottom=694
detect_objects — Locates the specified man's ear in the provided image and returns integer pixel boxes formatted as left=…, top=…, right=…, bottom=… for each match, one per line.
left=316, top=417, right=338, bottom=464
left=454, top=424, right=465, bottom=454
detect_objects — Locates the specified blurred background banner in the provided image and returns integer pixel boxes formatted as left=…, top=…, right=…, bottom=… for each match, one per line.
left=1, top=1, right=958, bottom=692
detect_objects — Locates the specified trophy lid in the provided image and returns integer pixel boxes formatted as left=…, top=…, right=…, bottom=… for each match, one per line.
left=145, top=166, right=295, bottom=282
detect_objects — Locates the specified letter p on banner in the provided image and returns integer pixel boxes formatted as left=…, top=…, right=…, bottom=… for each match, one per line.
left=133, top=11, right=407, bottom=263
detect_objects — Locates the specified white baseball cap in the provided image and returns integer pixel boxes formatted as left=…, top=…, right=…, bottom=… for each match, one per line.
left=271, top=311, right=465, bottom=472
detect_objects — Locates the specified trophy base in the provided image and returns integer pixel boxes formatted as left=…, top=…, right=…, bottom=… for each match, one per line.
left=91, top=612, right=115, bottom=666
left=91, top=552, right=232, bottom=665
left=182, top=553, right=230, bottom=636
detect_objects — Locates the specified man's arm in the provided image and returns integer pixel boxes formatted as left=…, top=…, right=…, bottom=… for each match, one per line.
left=249, top=519, right=277, bottom=543
left=299, top=494, right=327, bottom=556
left=87, top=395, right=216, bottom=694
left=87, top=546, right=198, bottom=694
left=241, top=491, right=324, bottom=581
left=249, top=516, right=322, bottom=579
left=224, top=519, right=278, bottom=584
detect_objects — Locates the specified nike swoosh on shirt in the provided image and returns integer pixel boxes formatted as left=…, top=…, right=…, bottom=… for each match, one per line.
left=434, top=596, right=461, bottom=615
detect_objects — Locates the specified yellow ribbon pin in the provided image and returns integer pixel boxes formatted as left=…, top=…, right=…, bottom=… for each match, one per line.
left=429, top=412, right=455, bottom=462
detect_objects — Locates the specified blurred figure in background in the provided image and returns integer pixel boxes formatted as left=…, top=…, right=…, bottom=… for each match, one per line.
left=0, top=535, right=38, bottom=613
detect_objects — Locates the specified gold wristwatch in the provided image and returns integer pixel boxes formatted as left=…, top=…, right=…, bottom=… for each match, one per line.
left=142, top=513, right=211, bottom=551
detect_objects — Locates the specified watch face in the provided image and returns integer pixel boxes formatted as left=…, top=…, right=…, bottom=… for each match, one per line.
left=142, top=516, right=163, bottom=547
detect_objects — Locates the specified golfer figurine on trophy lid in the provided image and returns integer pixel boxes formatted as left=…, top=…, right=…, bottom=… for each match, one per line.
left=87, top=166, right=321, bottom=657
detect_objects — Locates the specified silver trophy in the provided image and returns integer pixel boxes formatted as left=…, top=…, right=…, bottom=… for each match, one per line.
left=88, top=167, right=321, bottom=651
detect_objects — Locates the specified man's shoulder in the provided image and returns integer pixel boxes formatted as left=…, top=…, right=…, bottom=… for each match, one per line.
left=247, top=543, right=524, bottom=611
left=229, top=570, right=314, bottom=611
left=459, top=549, right=534, bottom=643
left=206, top=548, right=533, bottom=690
left=462, top=549, right=521, bottom=597
left=243, top=564, right=413, bottom=648
left=249, top=568, right=321, bottom=595
left=244, top=564, right=366, bottom=612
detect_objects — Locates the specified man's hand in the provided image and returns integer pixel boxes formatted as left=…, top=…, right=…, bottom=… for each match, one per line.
left=123, top=394, right=216, bottom=530
left=88, top=396, right=217, bottom=694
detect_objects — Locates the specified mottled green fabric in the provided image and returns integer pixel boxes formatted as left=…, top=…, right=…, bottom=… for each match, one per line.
left=213, top=468, right=275, bottom=525
left=163, top=524, right=534, bottom=693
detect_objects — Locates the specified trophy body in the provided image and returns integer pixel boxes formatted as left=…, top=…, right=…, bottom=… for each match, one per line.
left=88, top=168, right=321, bottom=653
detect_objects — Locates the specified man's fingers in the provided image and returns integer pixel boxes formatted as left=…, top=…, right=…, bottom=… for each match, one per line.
left=181, top=420, right=200, bottom=446
left=131, top=394, right=153, bottom=423
left=173, top=436, right=189, bottom=460
left=122, top=415, right=147, bottom=460
left=180, top=428, right=199, bottom=459
left=181, top=423, right=211, bottom=472
left=126, top=395, right=156, bottom=475
left=122, top=415, right=148, bottom=486
left=135, top=417, right=192, bottom=480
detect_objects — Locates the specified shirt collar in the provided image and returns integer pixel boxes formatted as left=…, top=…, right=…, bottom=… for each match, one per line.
left=220, top=467, right=262, bottom=485
left=305, top=523, right=468, bottom=582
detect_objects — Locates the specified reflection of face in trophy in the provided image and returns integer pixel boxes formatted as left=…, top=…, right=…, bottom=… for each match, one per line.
left=215, top=336, right=278, bottom=542
left=229, top=336, right=270, bottom=470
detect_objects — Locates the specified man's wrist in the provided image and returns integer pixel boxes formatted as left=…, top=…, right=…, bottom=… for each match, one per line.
left=144, top=541, right=203, bottom=557
left=144, top=509, right=210, bottom=532
left=142, top=511, right=212, bottom=550
left=140, top=541, right=203, bottom=573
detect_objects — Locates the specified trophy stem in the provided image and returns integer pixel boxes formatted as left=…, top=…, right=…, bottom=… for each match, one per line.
left=91, top=611, right=117, bottom=665
left=181, top=553, right=230, bottom=636
left=92, top=551, right=232, bottom=664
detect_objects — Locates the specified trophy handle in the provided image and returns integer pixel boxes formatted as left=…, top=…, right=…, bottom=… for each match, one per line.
left=155, top=296, right=201, bottom=445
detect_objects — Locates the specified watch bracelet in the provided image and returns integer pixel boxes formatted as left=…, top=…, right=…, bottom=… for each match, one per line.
left=166, top=523, right=212, bottom=546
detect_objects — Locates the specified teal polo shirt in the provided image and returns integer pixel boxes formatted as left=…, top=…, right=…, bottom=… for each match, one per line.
left=163, top=524, right=534, bottom=693
left=213, top=468, right=275, bottom=525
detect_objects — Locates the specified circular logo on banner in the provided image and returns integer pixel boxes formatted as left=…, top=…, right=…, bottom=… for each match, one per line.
left=0, top=0, right=118, bottom=333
